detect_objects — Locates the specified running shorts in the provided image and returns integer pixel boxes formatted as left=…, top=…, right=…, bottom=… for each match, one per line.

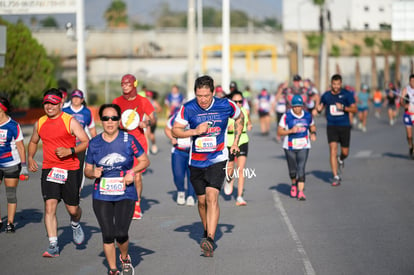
left=228, top=143, right=248, bottom=161
left=0, top=164, right=21, bottom=180
left=326, top=125, right=351, bottom=148
left=41, top=168, right=82, bottom=206
left=403, top=112, right=414, bottom=127
left=189, top=161, right=226, bottom=196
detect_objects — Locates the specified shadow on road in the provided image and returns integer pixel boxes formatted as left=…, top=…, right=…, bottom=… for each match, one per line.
left=10, top=208, right=43, bottom=231
left=174, top=221, right=235, bottom=244
left=269, top=183, right=291, bottom=197
left=383, top=152, right=412, bottom=160
left=98, top=242, right=155, bottom=270
left=140, top=197, right=159, bottom=214
left=307, top=170, right=332, bottom=184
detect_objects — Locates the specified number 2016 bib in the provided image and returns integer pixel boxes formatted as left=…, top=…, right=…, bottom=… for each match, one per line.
left=195, top=136, right=217, bottom=152
left=100, top=177, right=125, bottom=195
left=47, top=167, right=68, bottom=184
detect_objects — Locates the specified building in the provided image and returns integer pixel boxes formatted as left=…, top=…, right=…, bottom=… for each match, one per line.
left=283, top=0, right=393, bottom=31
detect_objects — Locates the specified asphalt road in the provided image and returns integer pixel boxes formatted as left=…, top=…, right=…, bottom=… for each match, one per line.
left=0, top=110, right=413, bottom=275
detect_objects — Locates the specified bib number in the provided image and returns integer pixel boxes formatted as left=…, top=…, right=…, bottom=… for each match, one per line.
left=100, top=177, right=125, bottom=195
left=329, top=104, right=344, bottom=116
left=47, top=168, right=68, bottom=184
left=195, top=136, right=217, bottom=152
left=292, top=137, right=308, bottom=149
left=177, top=137, right=191, bottom=148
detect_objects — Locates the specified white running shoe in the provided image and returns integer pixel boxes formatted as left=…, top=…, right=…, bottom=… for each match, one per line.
left=236, top=196, right=247, bottom=206
left=177, top=192, right=186, bottom=205
left=186, top=196, right=195, bottom=206
left=223, top=179, right=234, bottom=195
left=72, top=224, right=85, bottom=245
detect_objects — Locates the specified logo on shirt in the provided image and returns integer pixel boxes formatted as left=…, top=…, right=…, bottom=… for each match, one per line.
left=99, top=153, right=126, bottom=166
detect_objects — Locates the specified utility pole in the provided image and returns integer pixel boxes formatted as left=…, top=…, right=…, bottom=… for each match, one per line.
left=187, top=0, right=196, bottom=100
left=76, top=0, right=87, bottom=100
left=222, top=0, right=230, bottom=93
left=197, top=0, right=203, bottom=76
left=319, top=1, right=328, bottom=93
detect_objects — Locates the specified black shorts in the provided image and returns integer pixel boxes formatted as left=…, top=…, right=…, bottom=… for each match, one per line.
left=326, top=125, right=351, bottom=147
left=190, top=161, right=226, bottom=196
left=41, top=168, right=82, bottom=206
left=228, top=143, right=248, bottom=161
left=258, top=110, right=270, bottom=118
left=0, top=164, right=21, bottom=180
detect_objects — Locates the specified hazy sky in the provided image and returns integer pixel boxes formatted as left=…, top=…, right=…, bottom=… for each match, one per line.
left=2, top=0, right=282, bottom=29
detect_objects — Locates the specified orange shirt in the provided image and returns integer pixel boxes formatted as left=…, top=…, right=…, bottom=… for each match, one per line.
left=113, top=95, right=154, bottom=153
left=38, top=112, right=79, bottom=170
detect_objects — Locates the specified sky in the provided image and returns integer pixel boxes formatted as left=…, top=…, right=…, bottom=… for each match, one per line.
left=1, top=0, right=282, bottom=29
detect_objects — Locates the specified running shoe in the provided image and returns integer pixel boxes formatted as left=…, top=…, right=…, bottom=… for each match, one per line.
left=132, top=201, right=142, bottom=220
left=236, top=196, right=247, bottom=206
left=290, top=185, right=297, bottom=198
left=186, top=196, right=195, bottom=206
left=200, top=237, right=214, bottom=257
left=5, top=223, right=15, bottom=233
left=108, top=269, right=120, bottom=275
left=410, top=148, right=413, bottom=159
left=72, top=223, right=85, bottom=245
left=150, top=144, right=158, bottom=155
left=223, top=178, right=234, bottom=195
left=42, top=243, right=59, bottom=258
left=0, top=220, right=3, bottom=232
left=297, top=191, right=306, bottom=201
left=337, top=156, right=344, bottom=175
left=177, top=191, right=186, bottom=205
left=119, top=254, right=134, bottom=275
left=332, top=176, right=341, bottom=187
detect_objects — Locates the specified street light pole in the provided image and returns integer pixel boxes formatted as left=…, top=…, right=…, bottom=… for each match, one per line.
left=187, top=0, right=196, bottom=100
left=222, top=0, right=230, bottom=93
left=76, top=0, right=86, bottom=100
left=197, top=0, right=203, bottom=76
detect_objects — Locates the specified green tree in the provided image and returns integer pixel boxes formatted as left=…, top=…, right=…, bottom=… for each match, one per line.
left=0, top=19, right=56, bottom=107
left=404, top=43, right=414, bottom=75
left=352, top=44, right=361, bottom=91
left=40, top=16, right=59, bottom=28
left=364, top=36, right=378, bottom=89
left=379, top=38, right=393, bottom=86
left=104, top=0, right=128, bottom=28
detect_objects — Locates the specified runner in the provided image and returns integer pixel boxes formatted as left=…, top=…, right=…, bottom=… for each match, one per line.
left=223, top=90, right=252, bottom=206
left=255, top=88, right=272, bottom=136
left=0, top=97, right=28, bottom=233
left=164, top=113, right=196, bottom=206
left=356, top=84, right=370, bottom=132
left=277, top=94, right=316, bottom=200
left=113, top=74, right=155, bottom=220
left=316, top=74, right=357, bottom=186
left=372, top=87, right=383, bottom=119
left=144, top=89, right=162, bottom=155
left=27, top=88, right=89, bottom=257
left=172, top=75, right=243, bottom=257
left=84, top=103, right=149, bottom=275
left=165, top=84, right=184, bottom=117
left=272, top=82, right=288, bottom=143
left=400, top=74, right=414, bottom=159
left=385, top=82, right=398, bottom=126
left=303, top=78, right=320, bottom=116
left=63, top=89, right=97, bottom=192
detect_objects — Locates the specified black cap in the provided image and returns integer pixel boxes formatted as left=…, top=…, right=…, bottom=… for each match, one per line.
left=230, top=81, right=237, bottom=89
left=293, top=74, right=302, bottom=81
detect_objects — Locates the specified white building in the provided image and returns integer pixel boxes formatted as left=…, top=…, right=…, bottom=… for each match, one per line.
left=283, top=0, right=394, bottom=31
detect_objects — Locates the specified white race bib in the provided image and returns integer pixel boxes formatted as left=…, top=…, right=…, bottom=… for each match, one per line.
left=292, top=137, right=308, bottom=149
left=329, top=104, right=344, bottom=116
left=195, top=136, right=217, bottom=152
left=100, top=177, right=125, bottom=195
left=177, top=137, right=191, bottom=148
left=47, top=168, right=68, bottom=184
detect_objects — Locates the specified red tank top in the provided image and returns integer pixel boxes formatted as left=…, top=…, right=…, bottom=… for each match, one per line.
left=38, top=112, right=79, bottom=170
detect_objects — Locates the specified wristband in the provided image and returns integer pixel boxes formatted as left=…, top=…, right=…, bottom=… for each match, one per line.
left=126, top=169, right=135, bottom=177
left=71, top=147, right=75, bottom=155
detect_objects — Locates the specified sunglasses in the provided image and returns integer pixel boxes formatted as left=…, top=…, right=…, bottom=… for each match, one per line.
left=101, top=116, right=120, bottom=121
left=233, top=100, right=243, bottom=104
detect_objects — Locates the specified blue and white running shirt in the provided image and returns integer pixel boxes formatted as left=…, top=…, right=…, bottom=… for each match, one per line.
left=0, top=118, right=23, bottom=167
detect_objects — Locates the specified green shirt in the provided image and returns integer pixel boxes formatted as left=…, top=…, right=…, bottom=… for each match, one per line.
left=227, top=107, right=249, bottom=146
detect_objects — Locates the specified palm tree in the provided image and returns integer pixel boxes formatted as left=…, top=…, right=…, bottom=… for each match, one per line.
left=403, top=43, right=414, bottom=75
left=306, top=33, right=323, bottom=90
left=379, top=39, right=393, bottom=87
left=331, top=44, right=341, bottom=74
left=352, top=44, right=361, bottom=91
left=364, top=36, right=378, bottom=89
left=393, top=42, right=403, bottom=87
left=104, top=0, right=128, bottom=29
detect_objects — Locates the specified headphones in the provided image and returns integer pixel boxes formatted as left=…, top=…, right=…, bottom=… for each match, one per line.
left=134, top=79, right=138, bottom=87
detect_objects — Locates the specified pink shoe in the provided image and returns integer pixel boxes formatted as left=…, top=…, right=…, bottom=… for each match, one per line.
left=290, top=185, right=297, bottom=198
left=297, top=191, right=306, bottom=201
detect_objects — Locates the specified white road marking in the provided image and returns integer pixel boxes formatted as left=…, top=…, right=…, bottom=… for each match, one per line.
left=272, top=190, right=316, bottom=275
left=353, top=150, right=372, bottom=158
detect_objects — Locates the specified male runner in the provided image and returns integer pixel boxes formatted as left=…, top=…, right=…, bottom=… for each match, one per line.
left=172, top=75, right=244, bottom=257
left=113, top=74, right=155, bottom=219
left=28, top=88, right=89, bottom=257
left=316, top=74, right=357, bottom=186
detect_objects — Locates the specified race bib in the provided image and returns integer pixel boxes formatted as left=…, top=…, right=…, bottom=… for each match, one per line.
left=195, top=136, right=217, bottom=152
left=100, top=177, right=125, bottom=195
left=47, top=168, right=68, bottom=184
left=177, top=137, right=191, bottom=148
left=329, top=104, right=344, bottom=116
left=292, top=137, right=308, bottom=149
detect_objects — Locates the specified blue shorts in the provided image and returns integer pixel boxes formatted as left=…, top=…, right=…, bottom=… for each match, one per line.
left=358, top=106, right=369, bottom=112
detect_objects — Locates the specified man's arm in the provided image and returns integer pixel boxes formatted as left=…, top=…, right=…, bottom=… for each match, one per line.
left=28, top=122, right=40, bottom=172
left=232, top=111, right=244, bottom=147
left=172, top=121, right=209, bottom=138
